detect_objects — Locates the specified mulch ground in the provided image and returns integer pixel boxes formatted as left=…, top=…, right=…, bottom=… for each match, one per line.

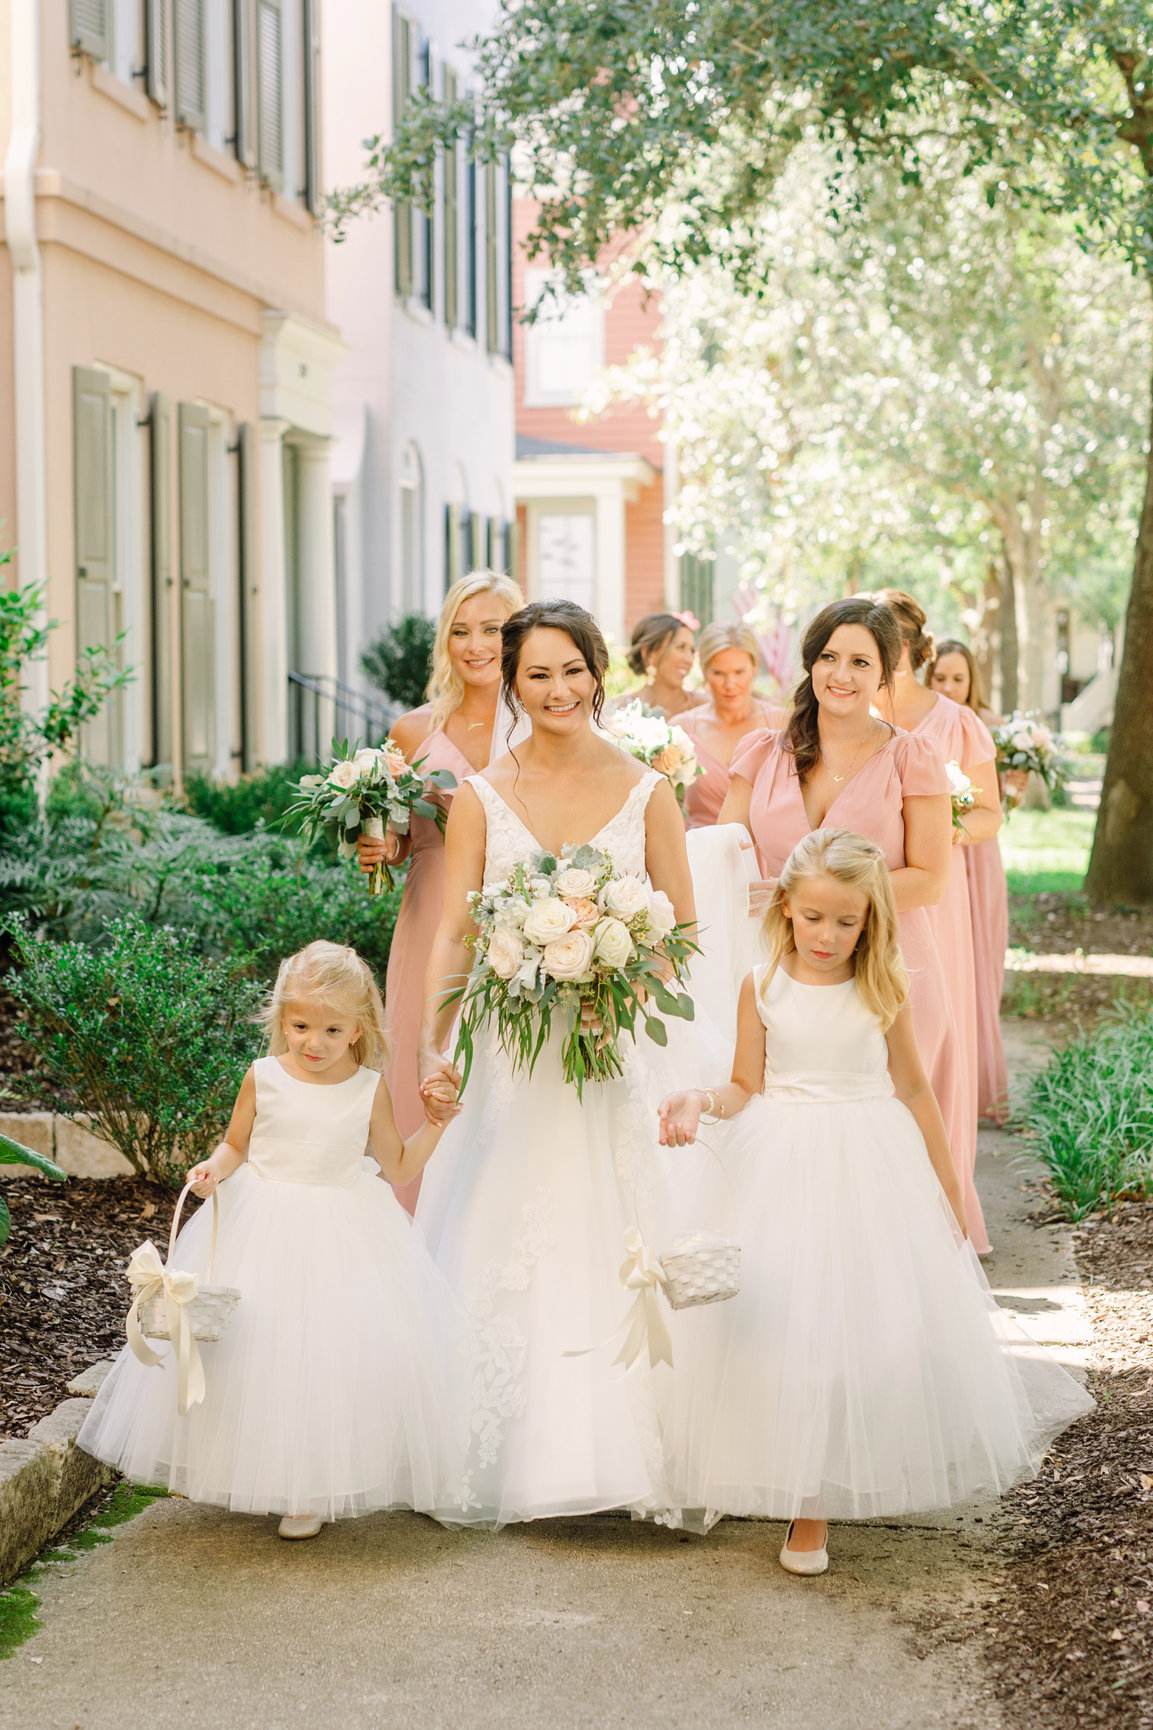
left=1005, top=895, right=1153, bottom=1039
left=975, top=1199, right=1153, bottom=1730
left=0, top=1175, right=193, bottom=1439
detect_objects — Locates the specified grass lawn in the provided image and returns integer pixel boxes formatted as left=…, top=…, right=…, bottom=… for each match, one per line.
left=999, top=805, right=1095, bottom=896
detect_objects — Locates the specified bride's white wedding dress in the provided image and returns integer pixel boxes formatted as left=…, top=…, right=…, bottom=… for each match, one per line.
left=416, top=768, right=690, bottom=1527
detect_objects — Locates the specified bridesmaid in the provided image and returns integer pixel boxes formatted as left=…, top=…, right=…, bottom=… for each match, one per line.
left=358, top=570, right=523, bottom=1212
left=872, top=593, right=1001, bottom=1254
left=717, top=596, right=959, bottom=1193
left=608, top=613, right=706, bottom=718
left=929, top=637, right=1012, bottom=1125
left=670, top=622, right=788, bottom=829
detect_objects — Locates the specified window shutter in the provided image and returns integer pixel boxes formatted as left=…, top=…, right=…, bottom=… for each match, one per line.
left=444, top=502, right=460, bottom=592
left=73, top=366, right=117, bottom=765
left=236, top=423, right=261, bottom=770
left=70, top=0, right=109, bottom=58
left=302, top=0, right=321, bottom=214
left=484, top=162, right=499, bottom=354
left=233, top=0, right=256, bottom=168
left=471, top=513, right=486, bottom=572
left=150, top=392, right=175, bottom=769
left=257, top=0, right=284, bottom=189
left=458, top=509, right=473, bottom=579
left=442, top=70, right=459, bottom=329
left=178, top=403, right=215, bottom=772
left=144, top=0, right=168, bottom=107
left=502, top=157, right=513, bottom=360
left=465, top=149, right=478, bottom=336
left=392, top=8, right=413, bottom=297
left=174, top=0, right=207, bottom=133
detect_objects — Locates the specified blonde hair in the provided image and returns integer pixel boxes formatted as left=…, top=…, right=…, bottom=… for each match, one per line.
left=263, top=942, right=389, bottom=1071
left=760, top=829, right=909, bottom=1030
left=427, top=570, right=524, bottom=729
left=697, top=620, right=760, bottom=674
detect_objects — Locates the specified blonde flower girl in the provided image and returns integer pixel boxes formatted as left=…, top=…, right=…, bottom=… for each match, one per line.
left=79, top=941, right=465, bottom=1539
left=658, top=829, right=1092, bottom=1575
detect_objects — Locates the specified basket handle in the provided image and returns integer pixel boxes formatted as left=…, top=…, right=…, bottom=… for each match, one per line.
left=167, top=1180, right=220, bottom=1282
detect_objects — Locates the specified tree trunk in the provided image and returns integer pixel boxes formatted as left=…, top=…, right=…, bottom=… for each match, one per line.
left=997, top=539, right=1020, bottom=715
left=1085, top=362, right=1153, bottom=907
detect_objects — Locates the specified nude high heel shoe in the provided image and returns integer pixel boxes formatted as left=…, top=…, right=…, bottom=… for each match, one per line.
left=779, top=1520, right=828, bottom=1576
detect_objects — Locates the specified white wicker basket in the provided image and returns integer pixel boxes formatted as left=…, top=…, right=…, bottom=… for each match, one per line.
left=659, top=1231, right=741, bottom=1311
left=138, top=1181, right=240, bottom=1343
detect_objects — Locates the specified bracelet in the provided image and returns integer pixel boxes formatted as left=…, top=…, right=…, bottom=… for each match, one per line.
left=700, top=1088, right=725, bottom=1121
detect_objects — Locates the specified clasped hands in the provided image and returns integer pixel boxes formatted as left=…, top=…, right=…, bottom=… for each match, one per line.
left=418, top=1050, right=463, bottom=1127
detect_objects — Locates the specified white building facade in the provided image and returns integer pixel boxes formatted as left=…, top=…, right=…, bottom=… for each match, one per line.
left=323, top=0, right=516, bottom=674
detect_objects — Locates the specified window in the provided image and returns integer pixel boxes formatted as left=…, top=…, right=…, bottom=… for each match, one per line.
left=680, top=552, right=715, bottom=629
left=414, top=41, right=434, bottom=311
left=538, top=512, right=595, bottom=613
left=523, top=269, right=604, bottom=406
left=443, top=68, right=459, bottom=329
left=393, top=9, right=414, bottom=297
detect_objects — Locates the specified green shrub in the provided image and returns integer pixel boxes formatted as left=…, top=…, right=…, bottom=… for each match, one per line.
left=361, top=613, right=436, bottom=711
left=4, top=915, right=264, bottom=1186
left=1022, top=1009, right=1153, bottom=1219
left=183, top=761, right=316, bottom=836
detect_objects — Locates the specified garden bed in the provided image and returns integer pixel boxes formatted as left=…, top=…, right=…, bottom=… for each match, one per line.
left=0, top=1175, right=196, bottom=1439
left=1004, top=894, right=1153, bottom=1041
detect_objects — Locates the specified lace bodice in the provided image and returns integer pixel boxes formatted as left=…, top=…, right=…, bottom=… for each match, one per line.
left=467, top=771, right=661, bottom=886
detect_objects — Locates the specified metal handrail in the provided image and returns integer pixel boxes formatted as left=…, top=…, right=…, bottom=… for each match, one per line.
left=288, top=671, right=400, bottom=761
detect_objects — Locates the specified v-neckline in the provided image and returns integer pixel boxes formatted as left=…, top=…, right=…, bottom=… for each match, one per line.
left=419, top=728, right=481, bottom=781
left=799, top=727, right=897, bottom=831
left=479, top=773, right=650, bottom=856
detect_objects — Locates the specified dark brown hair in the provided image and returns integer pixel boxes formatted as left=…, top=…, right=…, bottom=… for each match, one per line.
left=501, top=600, right=610, bottom=724
left=626, top=612, right=692, bottom=679
left=785, top=598, right=902, bottom=784
left=870, top=588, right=935, bottom=671
left=926, top=637, right=986, bottom=712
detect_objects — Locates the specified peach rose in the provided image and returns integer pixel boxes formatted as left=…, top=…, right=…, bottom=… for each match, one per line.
left=564, top=898, right=601, bottom=928
left=542, top=929, right=595, bottom=982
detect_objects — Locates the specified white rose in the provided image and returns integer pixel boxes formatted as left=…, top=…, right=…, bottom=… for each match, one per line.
left=543, top=929, right=595, bottom=982
left=600, top=875, right=650, bottom=920
left=945, top=760, right=972, bottom=797
left=487, top=928, right=525, bottom=981
left=523, top=897, right=577, bottom=945
left=353, top=747, right=381, bottom=775
left=1011, top=731, right=1033, bottom=752
left=555, top=866, right=598, bottom=900
left=591, top=917, right=634, bottom=969
left=646, top=891, right=677, bottom=937
left=327, top=759, right=359, bottom=790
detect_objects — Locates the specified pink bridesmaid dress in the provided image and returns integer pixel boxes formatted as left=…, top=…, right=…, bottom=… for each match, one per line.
left=910, top=698, right=997, bottom=1253
left=384, top=728, right=475, bottom=1214
left=965, top=836, right=1009, bottom=1123
left=730, top=726, right=965, bottom=1233
left=676, top=704, right=786, bottom=829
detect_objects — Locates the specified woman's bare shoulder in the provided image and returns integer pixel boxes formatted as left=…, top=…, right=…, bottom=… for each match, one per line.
left=390, top=706, right=435, bottom=756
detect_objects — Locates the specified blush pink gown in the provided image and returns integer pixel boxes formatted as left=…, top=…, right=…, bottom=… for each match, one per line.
left=675, top=704, right=787, bottom=829
left=730, top=727, right=964, bottom=1230
left=911, top=698, right=997, bottom=1253
left=965, top=837, right=1009, bottom=1123
left=384, top=729, right=475, bottom=1214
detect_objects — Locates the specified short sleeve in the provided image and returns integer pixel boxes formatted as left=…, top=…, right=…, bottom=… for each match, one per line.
left=954, top=703, right=996, bottom=769
left=729, top=727, right=782, bottom=786
left=891, top=729, right=948, bottom=798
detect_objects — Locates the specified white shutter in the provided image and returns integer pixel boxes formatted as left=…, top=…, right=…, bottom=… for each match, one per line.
left=233, top=0, right=256, bottom=167
left=179, top=403, right=215, bottom=771
left=73, top=367, right=116, bottom=766
left=257, top=0, right=284, bottom=189
left=145, top=0, right=168, bottom=107
left=70, top=0, right=109, bottom=58
left=302, top=0, right=320, bottom=214
left=174, top=0, right=207, bottom=133
left=150, top=393, right=176, bottom=768
left=392, top=8, right=413, bottom=296
left=236, top=423, right=261, bottom=770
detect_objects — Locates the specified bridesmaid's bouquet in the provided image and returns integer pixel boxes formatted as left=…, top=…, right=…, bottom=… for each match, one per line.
left=607, top=702, right=701, bottom=804
left=990, top=712, right=1071, bottom=809
left=287, top=742, right=457, bottom=895
left=945, top=760, right=976, bottom=833
left=451, top=844, right=698, bottom=1097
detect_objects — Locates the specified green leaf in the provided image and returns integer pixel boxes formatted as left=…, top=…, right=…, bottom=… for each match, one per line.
left=0, top=1134, right=66, bottom=1180
left=644, top=1016, right=668, bottom=1047
left=0, top=1192, right=10, bottom=1246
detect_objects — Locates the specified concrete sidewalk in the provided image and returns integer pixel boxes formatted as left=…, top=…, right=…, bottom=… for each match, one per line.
left=0, top=1028, right=1080, bottom=1730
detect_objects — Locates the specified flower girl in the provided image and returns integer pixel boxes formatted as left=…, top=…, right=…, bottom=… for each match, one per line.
left=658, top=829, right=1092, bottom=1576
left=79, top=941, right=464, bottom=1539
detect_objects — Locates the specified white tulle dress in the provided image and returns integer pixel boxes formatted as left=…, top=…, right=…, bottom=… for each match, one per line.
left=78, top=1058, right=466, bottom=1521
left=667, top=966, right=1094, bottom=1523
left=416, top=769, right=695, bottom=1528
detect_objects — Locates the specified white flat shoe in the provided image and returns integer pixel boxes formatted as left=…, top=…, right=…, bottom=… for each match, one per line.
left=779, top=1521, right=828, bottom=1576
left=278, top=1515, right=324, bottom=1540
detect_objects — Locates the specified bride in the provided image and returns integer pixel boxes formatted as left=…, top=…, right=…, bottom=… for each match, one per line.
left=415, top=599, right=698, bottom=1527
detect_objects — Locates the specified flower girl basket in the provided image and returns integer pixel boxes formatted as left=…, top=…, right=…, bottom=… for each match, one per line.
left=124, top=1181, right=240, bottom=1415
left=576, top=1230, right=741, bottom=1374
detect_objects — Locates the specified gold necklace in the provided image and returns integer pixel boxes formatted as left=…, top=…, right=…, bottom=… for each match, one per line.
left=821, top=722, right=874, bottom=784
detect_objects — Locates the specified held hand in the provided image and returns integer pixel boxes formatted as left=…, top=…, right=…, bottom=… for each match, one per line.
left=658, top=1092, right=703, bottom=1148
left=356, top=830, right=400, bottom=873
left=186, top=1162, right=217, bottom=1198
left=417, top=1049, right=463, bottom=1125
left=1003, top=769, right=1028, bottom=807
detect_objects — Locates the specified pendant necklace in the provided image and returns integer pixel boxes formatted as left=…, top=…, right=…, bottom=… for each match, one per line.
left=822, top=722, right=874, bottom=785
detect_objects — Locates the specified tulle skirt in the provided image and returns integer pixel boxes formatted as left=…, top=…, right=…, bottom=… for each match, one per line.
left=78, top=1165, right=468, bottom=1520
left=667, top=1093, right=1093, bottom=1522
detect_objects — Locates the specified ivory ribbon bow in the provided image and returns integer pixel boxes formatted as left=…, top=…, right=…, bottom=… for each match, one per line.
left=563, top=1229, right=674, bottom=1372
left=125, top=1240, right=206, bottom=1416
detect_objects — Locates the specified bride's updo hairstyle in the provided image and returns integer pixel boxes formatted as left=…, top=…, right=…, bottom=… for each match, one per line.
left=785, top=597, right=901, bottom=784
left=761, top=828, right=909, bottom=1030
left=500, top=599, right=610, bottom=724
left=870, top=588, right=935, bottom=671
left=263, top=940, right=389, bottom=1071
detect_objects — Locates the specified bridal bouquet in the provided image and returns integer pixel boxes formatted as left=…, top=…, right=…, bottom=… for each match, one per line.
left=451, top=843, right=698, bottom=1096
left=287, top=742, right=457, bottom=895
left=991, top=712, right=1070, bottom=808
left=946, top=760, right=976, bottom=833
left=607, top=702, right=701, bottom=804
